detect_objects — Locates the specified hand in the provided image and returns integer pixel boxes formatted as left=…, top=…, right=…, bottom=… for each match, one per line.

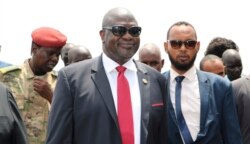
left=33, top=77, right=53, bottom=103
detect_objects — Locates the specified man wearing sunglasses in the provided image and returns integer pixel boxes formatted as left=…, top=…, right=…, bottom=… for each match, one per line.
left=47, top=7, right=167, bottom=144
left=163, top=21, right=242, bottom=144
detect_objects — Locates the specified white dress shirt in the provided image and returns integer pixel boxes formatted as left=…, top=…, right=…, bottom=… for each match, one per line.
left=102, top=53, right=141, bottom=144
left=170, top=66, right=200, bottom=141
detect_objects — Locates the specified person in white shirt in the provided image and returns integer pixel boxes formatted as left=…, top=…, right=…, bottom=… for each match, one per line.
left=46, top=7, right=167, bottom=144
left=163, top=21, right=242, bottom=144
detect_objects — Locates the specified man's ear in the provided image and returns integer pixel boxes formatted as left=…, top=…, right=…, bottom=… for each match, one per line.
left=195, top=41, right=200, bottom=52
left=224, top=66, right=227, bottom=75
left=31, top=42, right=39, bottom=55
left=99, top=30, right=105, bottom=43
left=161, top=59, right=165, bottom=68
left=164, top=42, right=168, bottom=53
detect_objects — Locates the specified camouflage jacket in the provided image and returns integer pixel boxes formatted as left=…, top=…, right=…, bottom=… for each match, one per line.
left=0, top=59, right=57, bottom=144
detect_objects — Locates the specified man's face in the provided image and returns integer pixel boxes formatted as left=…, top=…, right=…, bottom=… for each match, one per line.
left=100, top=20, right=140, bottom=65
left=164, top=25, right=200, bottom=73
left=139, top=52, right=164, bottom=72
left=203, top=59, right=225, bottom=77
left=225, top=59, right=242, bottom=81
left=33, top=47, right=61, bottom=74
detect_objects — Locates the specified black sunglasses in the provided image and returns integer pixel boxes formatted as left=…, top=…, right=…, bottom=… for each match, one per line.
left=103, top=25, right=142, bottom=37
left=168, top=40, right=197, bottom=49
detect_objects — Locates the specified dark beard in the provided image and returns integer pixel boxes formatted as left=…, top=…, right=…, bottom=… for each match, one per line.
left=168, top=53, right=196, bottom=71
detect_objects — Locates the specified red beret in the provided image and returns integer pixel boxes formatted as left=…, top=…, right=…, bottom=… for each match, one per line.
left=31, top=27, right=67, bottom=48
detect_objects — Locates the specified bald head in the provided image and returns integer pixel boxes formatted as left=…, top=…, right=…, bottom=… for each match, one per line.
left=222, top=49, right=242, bottom=81
left=61, top=43, right=75, bottom=66
left=100, top=7, right=140, bottom=65
left=138, top=43, right=164, bottom=72
left=102, top=7, right=137, bottom=27
left=200, top=54, right=225, bottom=77
left=67, top=45, right=92, bottom=65
left=222, top=49, right=241, bottom=63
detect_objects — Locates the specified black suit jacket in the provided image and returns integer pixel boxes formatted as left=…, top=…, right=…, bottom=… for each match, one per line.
left=232, top=75, right=250, bottom=144
left=46, top=55, right=167, bottom=144
left=0, top=82, right=28, bottom=144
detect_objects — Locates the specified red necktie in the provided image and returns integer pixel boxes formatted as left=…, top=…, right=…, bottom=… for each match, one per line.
left=116, top=66, right=134, bottom=144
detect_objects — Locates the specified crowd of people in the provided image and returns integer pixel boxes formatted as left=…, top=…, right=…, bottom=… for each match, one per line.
left=0, top=7, right=249, bottom=144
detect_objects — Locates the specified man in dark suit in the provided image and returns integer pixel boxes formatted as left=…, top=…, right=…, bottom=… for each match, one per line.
left=0, top=82, right=28, bottom=144
left=46, top=7, right=167, bottom=144
left=232, top=75, right=250, bottom=144
left=162, top=21, right=242, bottom=143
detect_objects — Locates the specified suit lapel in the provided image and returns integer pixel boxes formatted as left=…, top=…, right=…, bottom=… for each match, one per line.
left=164, top=71, right=180, bottom=127
left=135, top=61, right=150, bottom=143
left=196, top=71, right=210, bottom=141
left=90, top=56, right=119, bottom=127
left=165, top=70, right=211, bottom=142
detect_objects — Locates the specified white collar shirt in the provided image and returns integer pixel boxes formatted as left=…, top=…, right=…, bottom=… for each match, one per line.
left=170, top=66, right=200, bottom=141
left=102, top=53, right=141, bottom=144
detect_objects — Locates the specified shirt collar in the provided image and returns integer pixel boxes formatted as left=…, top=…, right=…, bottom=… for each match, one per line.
left=23, top=59, right=51, bottom=79
left=170, top=65, right=197, bottom=82
left=102, top=53, right=137, bottom=73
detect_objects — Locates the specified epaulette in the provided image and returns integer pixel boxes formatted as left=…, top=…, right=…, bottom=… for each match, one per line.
left=0, top=65, right=21, bottom=75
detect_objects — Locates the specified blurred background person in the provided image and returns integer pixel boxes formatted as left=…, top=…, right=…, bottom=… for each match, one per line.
left=232, top=74, right=250, bottom=144
left=67, top=45, right=92, bottom=65
left=222, top=49, right=243, bottom=81
left=138, top=43, right=164, bottom=72
left=61, top=43, right=75, bottom=66
left=199, top=54, right=225, bottom=77
left=204, top=37, right=239, bottom=57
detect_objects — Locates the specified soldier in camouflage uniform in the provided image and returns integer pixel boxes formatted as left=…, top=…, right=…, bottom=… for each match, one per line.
left=0, top=27, right=67, bottom=144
